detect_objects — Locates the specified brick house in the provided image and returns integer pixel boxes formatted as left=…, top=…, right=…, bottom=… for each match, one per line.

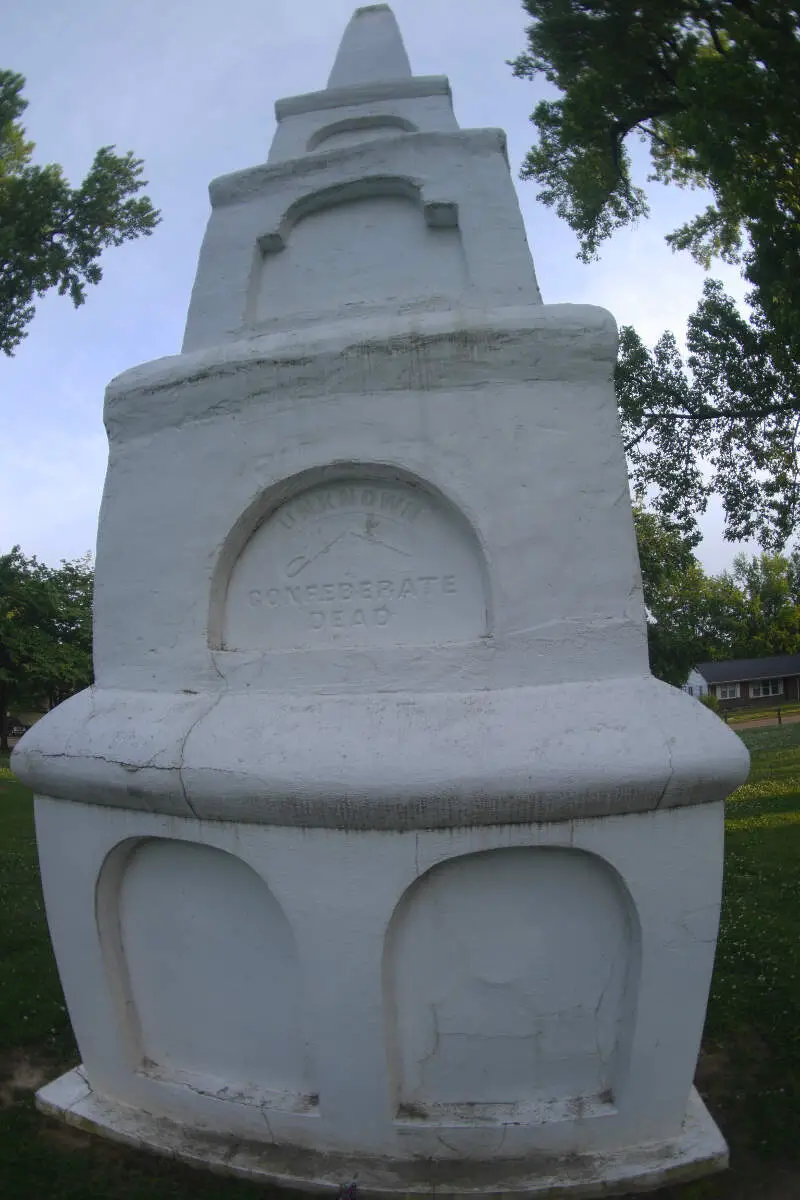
left=695, top=654, right=800, bottom=710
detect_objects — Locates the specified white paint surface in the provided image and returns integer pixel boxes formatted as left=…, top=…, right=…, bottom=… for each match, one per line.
left=254, top=194, right=468, bottom=329
left=13, top=6, right=748, bottom=1193
left=327, top=6, right=412, bottom=89
left=38, top=1071, right=727, bottom=1196
left=684, top=668, right=709, bottom=697
left=386, top=848, right=632, bottom=1111
left=224, top=476, right=487, bottom=649
left=33, top=796, right=727, bottom=1169
left=116, top=840, right=311, bottom=1100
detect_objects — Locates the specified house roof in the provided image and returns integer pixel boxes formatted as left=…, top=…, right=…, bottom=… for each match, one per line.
left=695, top=654, right=800, bottom=684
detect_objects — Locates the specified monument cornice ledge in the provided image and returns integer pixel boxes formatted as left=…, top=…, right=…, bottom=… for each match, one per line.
left=12, top=676, right=749, bottom=830
left=274, top=75, right=451, bottom=120
left=104, top=304, right=617, bottom=440
left=208, top=128, right=507, bottom=207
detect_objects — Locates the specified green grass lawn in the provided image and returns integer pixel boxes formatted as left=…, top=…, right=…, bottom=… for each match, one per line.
left=726, top=701, right=800, bottom=724
left=2, top=729, right=799, bottom=1199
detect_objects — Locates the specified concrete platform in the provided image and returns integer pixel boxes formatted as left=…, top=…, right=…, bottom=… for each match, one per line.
left=37, top=1068, right=728, bottom=1198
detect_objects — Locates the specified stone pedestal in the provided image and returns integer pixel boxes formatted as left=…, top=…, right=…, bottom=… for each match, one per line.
left=13, top=7, right=749, bottom=1195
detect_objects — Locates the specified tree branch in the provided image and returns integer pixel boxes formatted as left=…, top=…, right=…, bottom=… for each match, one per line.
left=624, top=414, right=662, bottom=453
left=638, top=401, right=800, bottom=422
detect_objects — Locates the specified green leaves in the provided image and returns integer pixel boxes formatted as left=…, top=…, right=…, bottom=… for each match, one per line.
left=512, top=1, right=800, bottom=327
left=725, top=550, right=800, bottom=657
left=0, top=548, right=93, bottom=751
left=633, top=505, right=735, bottom=684
left=519, top=97, right=650, bottom=262
left=511, top=2, right=703, bottom=258
left=0, top=71, right=160, bottom=356
left=634, top=506, right=800, bottom=684
left=617, top=279, right=800, bottom=549
left=513, top=2, right=800, bottom=544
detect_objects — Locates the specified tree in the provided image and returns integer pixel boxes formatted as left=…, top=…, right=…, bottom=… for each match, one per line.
left=722, top=550, right=800, bottom=657
left=633, top=507, right=800, bottom=682
left=633, top=506, right=747, bottom=684
left=511, top=2, right=800, bottom=548
left=0, top=548, right=93, bottom=754
left=634, top=506, right=704, bottom=684
left=0, top=70, right=160, bottom=356
left=617, top=281, right=800, bottom=549
left=43, top=553, right=94, bottom=708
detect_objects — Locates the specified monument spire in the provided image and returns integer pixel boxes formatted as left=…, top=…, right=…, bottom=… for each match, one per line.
left=327, top=4, right=412, bottom=89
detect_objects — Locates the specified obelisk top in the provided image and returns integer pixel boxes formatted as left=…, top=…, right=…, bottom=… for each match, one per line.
left=267, top=5, right=457, bottom=164
left=181, top=2, right=542, bottom=350
left=328, top=5, right=412, bottom=89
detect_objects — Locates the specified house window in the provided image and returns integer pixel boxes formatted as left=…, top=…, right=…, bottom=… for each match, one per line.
left=685, top=686, right=694, bottom=696
left=750, top=678, right=783, bottom=699
left=717, top=683, right=740, bottom=700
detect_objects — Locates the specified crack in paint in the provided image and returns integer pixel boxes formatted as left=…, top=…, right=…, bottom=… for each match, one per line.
left=176, top=693, right=227, bottom=818
left=656, top=734, right=676, bottom=809
left=413, top=1004, right=441, bottom=1095
left=259, top=1103, right=275, bottom=1142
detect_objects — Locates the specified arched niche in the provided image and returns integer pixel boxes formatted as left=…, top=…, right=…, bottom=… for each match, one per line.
left=97, top=838, right=313, bottom=1102
left=215, top=468, right=490, bottom=651
left=307, top=115, right=417, bottom=152
left=383, top=847, right=640, bottom=1118
left=250, top=176, right=465, bottom=329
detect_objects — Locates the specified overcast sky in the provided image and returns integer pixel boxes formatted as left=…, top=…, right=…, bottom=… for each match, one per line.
left=3, top=0, right=752, bottom=574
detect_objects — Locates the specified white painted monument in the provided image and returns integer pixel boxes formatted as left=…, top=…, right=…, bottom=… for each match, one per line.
left=13, top=7, right=750, bottom=1195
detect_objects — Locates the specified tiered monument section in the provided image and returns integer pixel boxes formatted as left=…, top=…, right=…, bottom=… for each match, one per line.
left=13, top=7, right=749, bottom=1196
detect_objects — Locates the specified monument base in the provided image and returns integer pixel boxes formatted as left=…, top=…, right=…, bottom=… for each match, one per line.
left=30, top=795, right=730, bottom=1181
left=38, top=1069, right=727, bottom=1197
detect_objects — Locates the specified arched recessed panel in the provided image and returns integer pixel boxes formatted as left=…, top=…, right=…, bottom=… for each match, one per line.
left=222, top=476, right=488, bottom=650
left=307, top=115, right=417, bottom=152
left=383, top=848, right=637, bottom=1114
left=253, top=191, right=466, bottom=328
left=113, top=839, right=310, bottom=1096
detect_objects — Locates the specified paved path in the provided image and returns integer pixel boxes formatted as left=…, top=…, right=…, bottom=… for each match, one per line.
left=728, top=711, right=800, bottom=730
